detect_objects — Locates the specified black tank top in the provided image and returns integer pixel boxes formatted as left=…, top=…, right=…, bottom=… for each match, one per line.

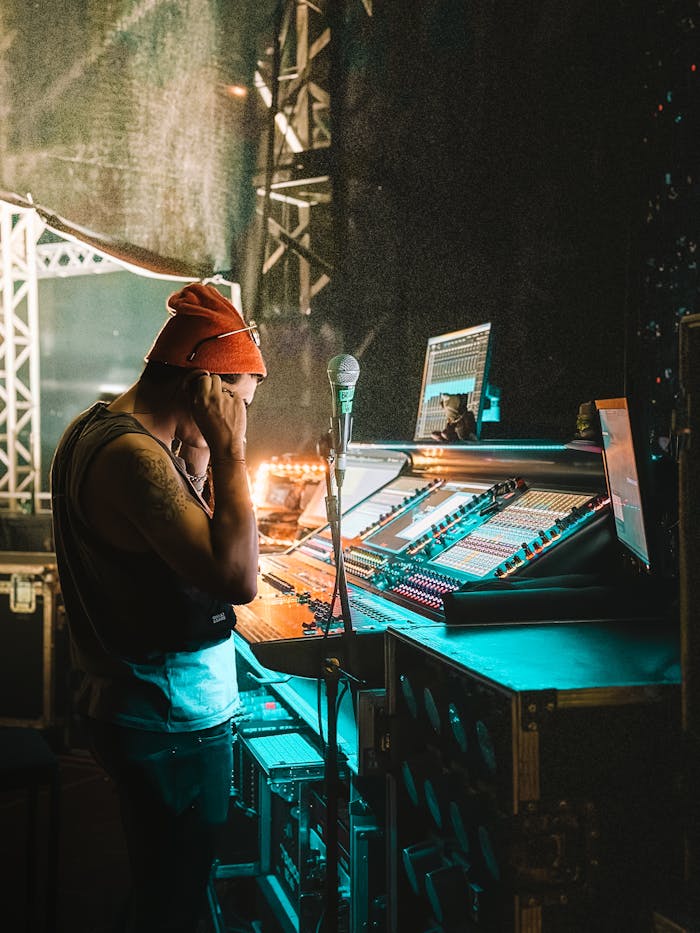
left=50, top=402, right=237, bottom=667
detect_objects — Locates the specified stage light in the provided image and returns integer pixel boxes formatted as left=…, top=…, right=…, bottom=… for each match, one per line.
left=224, top=83, right=248, bottom=99
left=449, top=795, right=501, bottom=882
left=450, top=797, right=475, bottom=856
left=399, top=673, right=419, bottom=719
left=401, top=841, right=444, bottom=896
left=475, top=719, right=497, bottom=775
left=478, top=825, right=501, bottom=881
left=423, top=771, right=457, bottom=830
left=400, top=758, right=424, bottom=807
left=424, top=864, right=470, bottom=925
left=447, top=700, right=468, bottom=755
left=423, top=685, right=442, bottom=734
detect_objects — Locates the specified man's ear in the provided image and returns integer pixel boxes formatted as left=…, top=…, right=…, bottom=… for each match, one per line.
left=181, top=369, right=210, bottom=397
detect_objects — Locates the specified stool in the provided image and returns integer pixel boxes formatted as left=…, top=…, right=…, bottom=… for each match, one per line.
left=0, top=726, right=60, bottom=933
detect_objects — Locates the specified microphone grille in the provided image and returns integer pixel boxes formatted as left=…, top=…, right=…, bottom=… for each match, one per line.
left=327, top=353, right=360, bottom=387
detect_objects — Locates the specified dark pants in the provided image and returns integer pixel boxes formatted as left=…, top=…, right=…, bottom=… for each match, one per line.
left=86, top=717, right=233, bottom=933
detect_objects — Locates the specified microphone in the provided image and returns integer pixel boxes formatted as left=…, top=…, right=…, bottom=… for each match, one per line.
left=327, top=354, right=360, bottom=488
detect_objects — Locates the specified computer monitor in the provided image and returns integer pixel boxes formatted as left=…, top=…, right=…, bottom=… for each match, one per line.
left=297, top=450, right=407, bottom=532
left=595, top=397, right=653, bottom=572
left=414, top=323, right=492, bottom=441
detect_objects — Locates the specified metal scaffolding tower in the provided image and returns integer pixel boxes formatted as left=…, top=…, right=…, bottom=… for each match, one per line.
left=254, top=0, right=372, bottom=318
left=0, top=199, right=129, bottom=512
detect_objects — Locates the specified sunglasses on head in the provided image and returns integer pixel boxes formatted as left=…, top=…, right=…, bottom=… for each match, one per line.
left=186, top=322, right=261, bottom=362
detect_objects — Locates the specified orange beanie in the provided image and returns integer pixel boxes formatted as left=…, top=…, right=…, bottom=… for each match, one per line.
left=145, top=283, right=267, bottom=377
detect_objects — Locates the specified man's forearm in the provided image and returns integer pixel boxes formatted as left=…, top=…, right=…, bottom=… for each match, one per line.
left=209, top=457, right=259, bottom=602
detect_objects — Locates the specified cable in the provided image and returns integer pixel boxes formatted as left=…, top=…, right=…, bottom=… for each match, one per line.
left=336, top=679, right=349, bottom=715
left=322, top=572, right=340, bottom=638
left=316, top=678, right=326, bottom=749
left=314, top=906, right=326, bottom=933
left=322, top=483, right=343, bottom=638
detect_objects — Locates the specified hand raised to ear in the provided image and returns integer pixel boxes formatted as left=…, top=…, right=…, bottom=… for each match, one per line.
left=182, top=369, right=211, bottom=399
left=183, top=373, right=247, bottom=458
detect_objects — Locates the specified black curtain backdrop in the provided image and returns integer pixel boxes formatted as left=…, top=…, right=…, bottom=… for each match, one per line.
left=329, top=0, right=644, bottom=442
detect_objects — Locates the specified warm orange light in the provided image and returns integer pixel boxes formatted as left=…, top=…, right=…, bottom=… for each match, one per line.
left=251, top=457, right=324, bottom=511
left=225, top=84, right=248, bottom=99
left=251, top=462, right=271, bottom=510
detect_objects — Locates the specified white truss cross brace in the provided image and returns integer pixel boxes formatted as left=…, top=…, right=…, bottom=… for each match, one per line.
left=0, top=200, right=43, bottom=511
left=36, top=240, right=122, bottom=278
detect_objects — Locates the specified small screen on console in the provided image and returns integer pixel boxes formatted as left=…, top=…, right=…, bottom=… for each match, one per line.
left=365, top=483, right=488, bottom=553
left=595, top=398, right=651, bottom=571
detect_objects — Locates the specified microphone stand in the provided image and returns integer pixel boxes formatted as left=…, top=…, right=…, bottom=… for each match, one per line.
left=324, top=465, right=354, bottom=637
left=320, top=440, right=357, bottom=933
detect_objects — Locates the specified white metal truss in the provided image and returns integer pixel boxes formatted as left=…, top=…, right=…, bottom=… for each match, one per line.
left=36, top=240, right=122, bottom=278
left=0, top=200, right=43, bottom=511
left=0, top=197, right=233, bottom=511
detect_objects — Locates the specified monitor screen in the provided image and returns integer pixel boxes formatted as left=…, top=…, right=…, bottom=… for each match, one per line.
left=414, top=323, right=492, bottom=441
left=297, top=452, right=407, bottom=531
left=595, top=397, right=651, bottom=571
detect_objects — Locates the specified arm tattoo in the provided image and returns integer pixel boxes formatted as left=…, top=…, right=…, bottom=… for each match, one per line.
left=131, top=449, right=188, bottom=522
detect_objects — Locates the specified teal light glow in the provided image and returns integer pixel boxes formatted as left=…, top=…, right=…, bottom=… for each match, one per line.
left=424, top=377, right=476, bottom=399
left=407, top=623, right=680, bottom=692
left=350, top=443, right=567, bottom=452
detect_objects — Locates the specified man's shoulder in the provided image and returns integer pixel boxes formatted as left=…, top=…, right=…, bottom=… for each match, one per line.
left=94, top=429, right=171, bottom=473
left=56, top=402, right=102, bottom=444
left=82, top=424, right=182, bottom=526
left=68, top=406, right=159, bottom=457
left=63, top=406, right=169, bottom=483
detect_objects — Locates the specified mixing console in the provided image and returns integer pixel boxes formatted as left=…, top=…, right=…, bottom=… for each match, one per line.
left=235, top=551, right=431, bottom=645
left=225, top=438, right=664, bottom=933
left=237, top=465, right=611, bottom=651
left=299, top=475, right=608, bottom=602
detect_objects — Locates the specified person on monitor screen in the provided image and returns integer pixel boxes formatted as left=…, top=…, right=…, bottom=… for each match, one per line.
left=430, top=392, right=477, bottom=442
left=50, top=282, right=266, bottom=933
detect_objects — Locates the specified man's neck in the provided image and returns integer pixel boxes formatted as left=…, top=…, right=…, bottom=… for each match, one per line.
left=108, top=383, right=177, bottom=448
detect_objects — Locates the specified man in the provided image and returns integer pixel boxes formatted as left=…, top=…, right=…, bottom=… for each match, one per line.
left=50, top=282, right=266, bottom=932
